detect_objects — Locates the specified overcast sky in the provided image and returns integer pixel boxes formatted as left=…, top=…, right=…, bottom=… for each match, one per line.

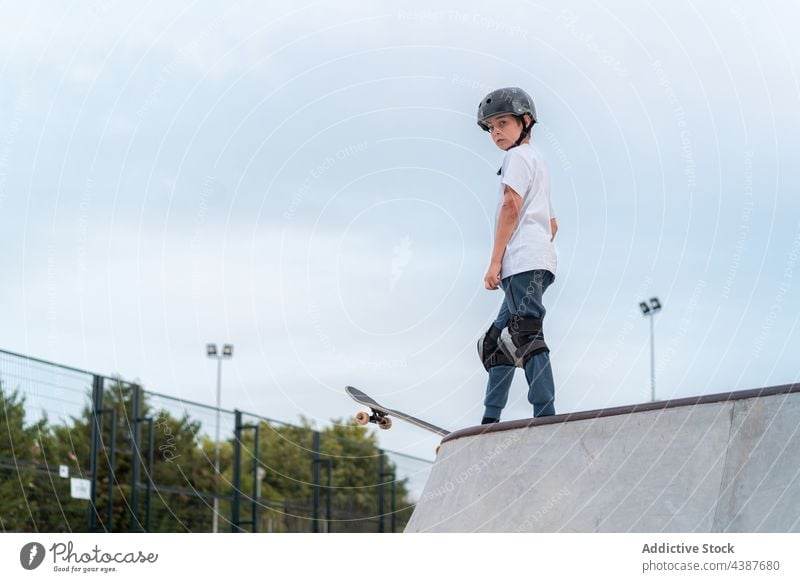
left=2, top=0, right=799, bottom=464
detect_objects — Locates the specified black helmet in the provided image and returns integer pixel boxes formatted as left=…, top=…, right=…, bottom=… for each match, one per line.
left=477, top=87, right=537, bottom=133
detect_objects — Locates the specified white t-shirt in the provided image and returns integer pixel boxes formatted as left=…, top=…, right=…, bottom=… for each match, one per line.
left=495, top=143, right=557, bottom=279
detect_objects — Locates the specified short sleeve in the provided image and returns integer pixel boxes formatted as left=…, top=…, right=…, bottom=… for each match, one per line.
left=501, top=151, right=532, bottom=198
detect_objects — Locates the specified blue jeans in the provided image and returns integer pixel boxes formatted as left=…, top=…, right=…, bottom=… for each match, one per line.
left=484, top=269, right=555, bottom=419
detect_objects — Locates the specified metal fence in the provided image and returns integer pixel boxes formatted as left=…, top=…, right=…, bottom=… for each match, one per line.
left=0, top=349, right=432, bottom=533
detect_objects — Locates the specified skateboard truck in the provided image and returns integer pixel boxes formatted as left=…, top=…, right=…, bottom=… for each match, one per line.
left=355, top=409, right=393, bottom=430
left=346, top=385, right=448, bottom=436
left=346, top=386, right=449, bottom=456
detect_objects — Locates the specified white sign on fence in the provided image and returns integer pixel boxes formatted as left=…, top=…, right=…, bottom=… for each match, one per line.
left=70, top=478, right=91, bottom=500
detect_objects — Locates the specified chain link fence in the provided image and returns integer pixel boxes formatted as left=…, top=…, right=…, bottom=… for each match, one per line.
left=0, top=349, right=432, bottom=533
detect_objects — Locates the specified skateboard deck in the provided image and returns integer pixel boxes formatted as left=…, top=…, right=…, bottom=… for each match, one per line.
left=345, top=386, right=450, bottom=437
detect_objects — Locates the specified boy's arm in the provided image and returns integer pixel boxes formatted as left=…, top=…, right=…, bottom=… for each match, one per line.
left=492, top=186, right=522, bottom=261
left=485, top=185, right=522, bottom=289
left=548, top=192, right=557, bottom=241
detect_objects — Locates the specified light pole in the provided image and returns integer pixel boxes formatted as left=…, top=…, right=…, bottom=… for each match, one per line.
left=207, top=343, right=233, bottom=533
left=639, top=298, right=662, bottom=402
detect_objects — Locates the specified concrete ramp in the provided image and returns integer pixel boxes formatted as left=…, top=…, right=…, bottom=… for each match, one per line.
left=406, top=384, right=800, bottom=532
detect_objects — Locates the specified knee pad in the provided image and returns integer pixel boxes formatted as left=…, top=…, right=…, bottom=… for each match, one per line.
left=509, top=315, right=549, bottom=363
left=477, top=324, right=516, bottom=371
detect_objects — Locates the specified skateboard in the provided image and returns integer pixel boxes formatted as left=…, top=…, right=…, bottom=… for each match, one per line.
left=345, top=386, right=450, bottom=437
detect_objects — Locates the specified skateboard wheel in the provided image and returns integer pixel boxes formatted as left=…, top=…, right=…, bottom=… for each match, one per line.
left=355, top=411, right=370, bottom=426
left=377, top=416, right=393, bottom=430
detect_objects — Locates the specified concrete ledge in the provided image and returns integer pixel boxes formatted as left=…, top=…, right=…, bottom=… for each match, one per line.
left=442, top=383, right=800, bottom=445
left=407, top=383, right=800, bottom=532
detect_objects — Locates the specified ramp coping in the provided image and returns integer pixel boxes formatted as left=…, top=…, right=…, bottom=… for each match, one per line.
left=442, top=382, right=800, bottom=445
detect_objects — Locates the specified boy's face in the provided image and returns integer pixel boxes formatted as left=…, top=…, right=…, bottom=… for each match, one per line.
left=485, top=114, right=528, bottom=150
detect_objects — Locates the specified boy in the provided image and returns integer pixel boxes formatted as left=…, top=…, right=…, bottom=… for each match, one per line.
left=476, top=87, right=558, bottom=424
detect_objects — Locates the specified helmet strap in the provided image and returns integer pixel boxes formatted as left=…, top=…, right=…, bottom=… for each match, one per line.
left=511, top=115, right=533, bottom=148
left=496, top=115, right=535, bottom=175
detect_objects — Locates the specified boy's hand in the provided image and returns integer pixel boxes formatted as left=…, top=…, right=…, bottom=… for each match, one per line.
left=550, top=217, right=558, bottom=241
left=484, top=260, right=502, bottom=290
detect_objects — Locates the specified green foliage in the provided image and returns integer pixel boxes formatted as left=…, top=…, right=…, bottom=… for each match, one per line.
left=0, top=376, right=415, bottom=533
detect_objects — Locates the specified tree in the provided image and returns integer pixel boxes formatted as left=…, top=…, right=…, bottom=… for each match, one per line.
left=232, top=416, right=413, bottom=532
left=0, top=375, right=417, bottom=533
left=0, top=383, right=57, bottom=532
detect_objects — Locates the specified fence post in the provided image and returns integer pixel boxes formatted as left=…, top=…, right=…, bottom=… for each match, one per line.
left=232, top=419, right=259, bottom=533
left=311, top=431, right=321, bottom=533
left=99, top=406, right=117, bottom=532
left=231, top=410, right=242, bottom=532
left=377, top=450, right=385, bottom=533
left=143, top=417, right=154, bottom=532
left=88, top=375, right=103, bottom=532
left=133, top=411, right=153, bottom=532
left=390, top=473, right=397, bottom=533
left=130, top=385, right=142, bottom=532
left=326, top=459, right=333, bottom=533
left=251, top=424, right=260, bottom=533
